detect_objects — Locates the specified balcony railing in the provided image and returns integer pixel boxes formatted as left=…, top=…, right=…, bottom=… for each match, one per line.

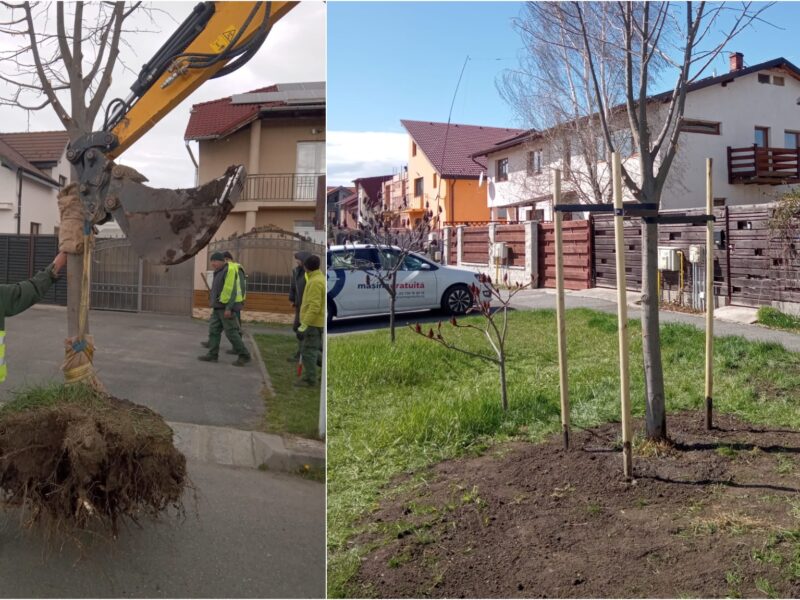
left=242, top=173, right=322, bottom=202
left=727, top=146, right=800, bottom=185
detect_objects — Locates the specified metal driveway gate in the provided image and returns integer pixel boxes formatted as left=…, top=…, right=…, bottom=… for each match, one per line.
left=91, top=237, right=193, bottom=315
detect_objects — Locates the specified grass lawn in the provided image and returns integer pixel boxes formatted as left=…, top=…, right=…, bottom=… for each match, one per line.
left=757, top=306, right=800, bottom=332
left=327, top=308, right=800, bottom=597
left=253, top=333, right=321, bottom=440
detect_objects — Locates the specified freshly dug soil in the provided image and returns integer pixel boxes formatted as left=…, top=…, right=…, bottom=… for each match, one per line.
left=354, top=412, right=800, bottom=598
left=0, top=391, right=187, bottom=535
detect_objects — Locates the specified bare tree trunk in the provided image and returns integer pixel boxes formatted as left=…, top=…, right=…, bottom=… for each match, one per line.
left=499, top=358, right=508, bottom=412
left=641, top=221, right=666, bottom=439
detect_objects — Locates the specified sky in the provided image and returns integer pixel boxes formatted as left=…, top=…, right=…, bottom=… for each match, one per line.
left=327, top=1, right=800, bottom=186
left=0, top=1, right=326, bottom=189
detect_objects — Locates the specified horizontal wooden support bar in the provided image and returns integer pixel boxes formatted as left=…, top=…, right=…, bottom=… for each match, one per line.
left=643, top=215, right=716, bottom=225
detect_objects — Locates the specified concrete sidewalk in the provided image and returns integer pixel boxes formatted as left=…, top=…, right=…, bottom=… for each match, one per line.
left=510, top=288, right=800, bottom=352
left=2, top=306, right=265, bottom=429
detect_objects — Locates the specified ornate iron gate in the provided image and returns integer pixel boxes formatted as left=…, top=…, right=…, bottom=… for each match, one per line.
left=208, top=227, right=325, bottom=296
left=91, top=237, right=193, bottom=315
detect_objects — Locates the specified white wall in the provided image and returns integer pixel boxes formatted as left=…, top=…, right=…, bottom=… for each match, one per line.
left=0, top=163, right=60, bottom=235
left=664, top=67, right=800, bottom=208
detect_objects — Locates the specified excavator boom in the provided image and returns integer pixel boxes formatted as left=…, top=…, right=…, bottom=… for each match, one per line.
left=68, top=1, right=297, bottom=265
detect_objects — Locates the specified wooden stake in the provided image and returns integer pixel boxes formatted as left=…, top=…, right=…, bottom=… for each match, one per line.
left=612, top=153, right=632, bottom=480
left=705, top=158, right=714, bottom=430
left=553, top=169, right=570, bottom=450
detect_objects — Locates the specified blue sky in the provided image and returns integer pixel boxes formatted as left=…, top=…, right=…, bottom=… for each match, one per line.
left=327, top=1, right=800, bottom=186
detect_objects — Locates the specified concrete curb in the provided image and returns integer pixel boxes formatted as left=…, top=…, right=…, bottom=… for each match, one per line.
left=168, top=421, right=325, bottom=473
left=246, top=330, right=276, bottom=397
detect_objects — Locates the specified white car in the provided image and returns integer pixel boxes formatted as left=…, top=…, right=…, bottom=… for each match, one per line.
left=327, top=244, right=491, bottom=322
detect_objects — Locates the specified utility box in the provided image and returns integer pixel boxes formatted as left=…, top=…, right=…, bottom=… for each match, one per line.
left=492, top=242, right=508, bottom=263
left=688, top=245, right=705, bottom=264
left=658, top=247, right=679, bottom=271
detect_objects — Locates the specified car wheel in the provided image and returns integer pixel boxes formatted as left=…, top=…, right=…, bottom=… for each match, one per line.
left=441, top=284, right=473, bottom=315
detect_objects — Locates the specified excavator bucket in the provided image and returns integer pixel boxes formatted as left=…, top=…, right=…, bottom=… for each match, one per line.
left=106, top=165, right=246, bottom=265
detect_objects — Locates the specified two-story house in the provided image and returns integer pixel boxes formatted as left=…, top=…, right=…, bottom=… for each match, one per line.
left=0, top=131, right=70, bottom=234
left=476, top=55, right=800, bottom=221
left=327, top=185, right=355, bottom=228
left=184, top=81, right=325, bottom=295
left=351, top=174, right=392, bottom=226
left=401, top=119, right=523, bottom=228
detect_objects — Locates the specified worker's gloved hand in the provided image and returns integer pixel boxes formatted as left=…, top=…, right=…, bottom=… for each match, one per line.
left=51, top=252, right=68, bottom=277
left=298, top=324, right=308, bottom=333
left=224, top=309, right=233, bottom=319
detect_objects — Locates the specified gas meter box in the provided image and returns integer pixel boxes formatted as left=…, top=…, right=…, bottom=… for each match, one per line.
left=658, top=247, right=679, bottom=271
left=688, top=245, right=705, bottom=264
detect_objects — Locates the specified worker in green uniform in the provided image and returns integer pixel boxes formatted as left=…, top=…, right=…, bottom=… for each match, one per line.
left=0, top=251, right=67, bottom=382
left=294, top=254, right=324, bottom=387
left=198, top=252, right=252, bottom=366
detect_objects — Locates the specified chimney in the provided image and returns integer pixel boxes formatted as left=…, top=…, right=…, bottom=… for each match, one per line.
left=729, top=52, right=744, bottom=72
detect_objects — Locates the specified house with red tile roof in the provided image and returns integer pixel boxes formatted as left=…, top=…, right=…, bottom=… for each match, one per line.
left=184, top=81, right=325, bottom=300
left=401, top=120, right=524, bottom=228
left=0, top=130, right=70, bottom=234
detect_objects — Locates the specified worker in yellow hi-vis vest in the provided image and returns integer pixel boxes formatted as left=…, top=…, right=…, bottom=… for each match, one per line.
left=0, top=251, right=67, bottom=382
left=198, top=252, right=251, bottom=366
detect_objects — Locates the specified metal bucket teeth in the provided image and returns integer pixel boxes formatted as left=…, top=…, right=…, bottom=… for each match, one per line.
left=109, top=165, right=246, bottom=265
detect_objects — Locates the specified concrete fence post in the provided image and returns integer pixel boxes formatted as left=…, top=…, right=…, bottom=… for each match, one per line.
left=488, top=222, right=497, bottom=266
left=442, top=226, right=452, bottom=265
left=525, top=220, right=539, bottom=287
left=457, top=225, right=464, bottom=266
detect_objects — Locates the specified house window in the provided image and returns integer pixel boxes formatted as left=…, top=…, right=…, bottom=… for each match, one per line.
left=527, top=150, right=543, bottom=175
left=496, top=157, right=509, bottom=182
left=755, top=126, right=769, bottom=148
left=30, top=222, right=40, bottom=235
left=58, top=175, right=67, bottom=187
left=414, top=177, right=423, bottom=197
left=412, top=142, right=417, bottom=157
left=774, top=75, right=785, bottom=86
left=679, top=119, right=721, bottom=135
left=432, top=173, right=437, bottom=188
left=534, top=209, right=545, bottom=222
left=758, top=73, right=771, bottom=84
left=713, top=198, right=726, bottom=207
left=496, top=207, right=508, bottom=220
left=785, top=131, right=800, bottom=149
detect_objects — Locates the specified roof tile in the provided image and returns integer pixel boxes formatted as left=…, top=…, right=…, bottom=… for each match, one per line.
left=401, top=120, right=524, bottom=178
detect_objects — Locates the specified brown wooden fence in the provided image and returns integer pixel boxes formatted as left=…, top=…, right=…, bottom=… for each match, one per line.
left=495, top=224, right=526, bottom=267
left=461, top=226, right=489, bottom=263
left=538, top=220, right=593, bottom=289
left=593, top=204, right=800, bottom=308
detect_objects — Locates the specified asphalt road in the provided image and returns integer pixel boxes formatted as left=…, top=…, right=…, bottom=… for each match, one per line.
left=0, top=461, right=325, bottom=599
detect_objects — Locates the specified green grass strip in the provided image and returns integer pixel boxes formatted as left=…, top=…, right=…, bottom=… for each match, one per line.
left=253, top=333, right=321, bottom=440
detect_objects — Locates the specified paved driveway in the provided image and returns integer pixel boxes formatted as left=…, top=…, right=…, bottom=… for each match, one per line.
left=1, top=306, right=265, bottom=429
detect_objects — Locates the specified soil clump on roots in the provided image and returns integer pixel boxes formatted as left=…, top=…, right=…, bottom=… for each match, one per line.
left=0, top=384, right=187, bottom=535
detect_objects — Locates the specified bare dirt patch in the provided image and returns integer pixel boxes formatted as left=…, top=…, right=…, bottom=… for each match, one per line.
left=354, top=412, right=800, bottom=598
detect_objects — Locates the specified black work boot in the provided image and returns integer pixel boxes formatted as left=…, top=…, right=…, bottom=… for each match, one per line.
left=232, top=355, right=252, bottom=367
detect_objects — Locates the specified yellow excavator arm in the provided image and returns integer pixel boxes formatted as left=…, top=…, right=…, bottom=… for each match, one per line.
left=67, top=1, right=297, bottom=265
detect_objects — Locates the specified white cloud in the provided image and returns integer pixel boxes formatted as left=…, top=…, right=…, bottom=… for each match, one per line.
left=327, top=131, right=408, bottom=186
left=0, top=1, right=326, bottom=189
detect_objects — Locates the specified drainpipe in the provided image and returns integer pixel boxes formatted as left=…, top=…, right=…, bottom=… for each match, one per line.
left=184, top=141, right=199, bottom=186
left=448, top=179, right=455, bottom=230
left=16, top=168, right=22, bottom=235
